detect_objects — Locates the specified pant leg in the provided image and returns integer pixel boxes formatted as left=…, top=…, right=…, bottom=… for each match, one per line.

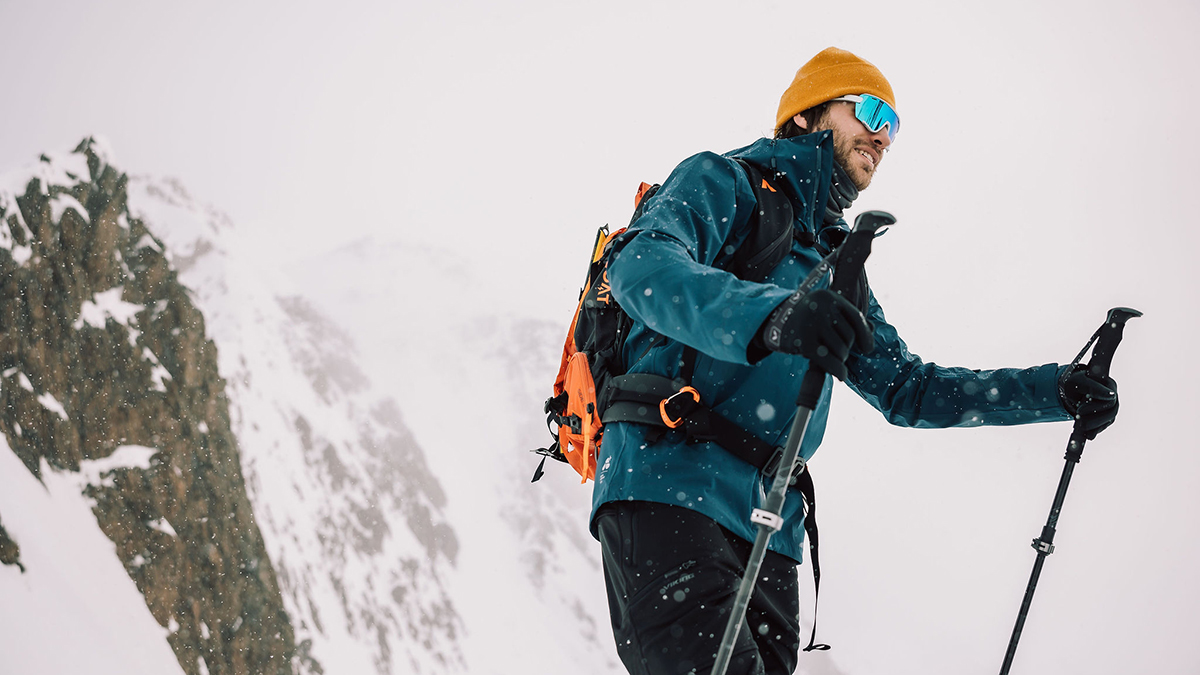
left=596, top=501, right=800, bottom=675
left=743, top=552, right=800, bottom=675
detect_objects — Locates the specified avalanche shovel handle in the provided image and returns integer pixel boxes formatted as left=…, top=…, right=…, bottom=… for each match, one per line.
left=999, top=306, right=1141, bottom=675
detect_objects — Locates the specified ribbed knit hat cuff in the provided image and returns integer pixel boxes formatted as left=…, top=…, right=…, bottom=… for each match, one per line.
left=775, top=49, right=896, bottom=132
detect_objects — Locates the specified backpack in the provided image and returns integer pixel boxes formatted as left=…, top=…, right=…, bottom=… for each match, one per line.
left=532, top=159, right=797, bottom=484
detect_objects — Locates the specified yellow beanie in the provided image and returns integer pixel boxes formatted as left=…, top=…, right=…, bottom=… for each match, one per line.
left=775, top=47, right=896, bottom=133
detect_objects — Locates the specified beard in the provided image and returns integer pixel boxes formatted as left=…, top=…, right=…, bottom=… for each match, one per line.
left=809, top=113, right=879, bottom=191
left=832, top=133, right=876, bottom=191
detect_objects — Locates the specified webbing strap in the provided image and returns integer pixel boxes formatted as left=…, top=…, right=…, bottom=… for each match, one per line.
left=795, top=468, right=828, bottom=652
left=603, top=374, right=783, bottom=475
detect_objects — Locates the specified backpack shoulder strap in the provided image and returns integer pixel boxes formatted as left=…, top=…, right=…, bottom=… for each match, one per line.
left=724, top=158, right=795, bottom=284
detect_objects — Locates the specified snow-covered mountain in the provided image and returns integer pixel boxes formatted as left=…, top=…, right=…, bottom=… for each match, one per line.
left=284, top=237, right=623, bottom=675
left=1, top=139, right=296, bottom=675
left=0, top=138, right=619, bottom=675
left=125, top=168, right=464, bottom=674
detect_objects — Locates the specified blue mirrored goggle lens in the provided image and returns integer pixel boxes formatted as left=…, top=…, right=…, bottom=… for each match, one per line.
left=855, top=94, right=900, bottom=141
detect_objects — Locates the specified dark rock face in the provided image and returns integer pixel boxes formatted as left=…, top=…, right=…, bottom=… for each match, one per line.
left=0, top=139, right=295, bottom=674
left=0, top=516, right=22, bottom=572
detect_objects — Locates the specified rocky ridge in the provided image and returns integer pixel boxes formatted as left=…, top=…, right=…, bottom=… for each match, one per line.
left=0, top=139, right=294, bottom=673
left=0, top=139, right=462, bottom=674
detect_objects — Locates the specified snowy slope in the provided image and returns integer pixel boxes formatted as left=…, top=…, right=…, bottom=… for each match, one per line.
left=288, top=239, right=624, bottom=675
left=0, top=434, right=186, bottom=675
left=124, top=175, right=463, bottom=674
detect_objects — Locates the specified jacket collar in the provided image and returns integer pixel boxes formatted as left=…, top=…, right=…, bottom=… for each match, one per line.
left=726, top=132, right=845, bottom=242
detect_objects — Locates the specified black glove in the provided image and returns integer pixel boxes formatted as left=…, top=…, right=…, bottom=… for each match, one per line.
left=758, top=288, right=874, bottom=381
left=1058, top=365, right=1119, bottom=439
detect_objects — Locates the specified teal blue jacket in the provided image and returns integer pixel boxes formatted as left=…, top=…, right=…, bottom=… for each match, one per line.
left=589, top=132, right=1070, bottom=563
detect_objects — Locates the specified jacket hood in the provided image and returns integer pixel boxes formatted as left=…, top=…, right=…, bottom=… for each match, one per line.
left=725, top=132, right=846, bottom=244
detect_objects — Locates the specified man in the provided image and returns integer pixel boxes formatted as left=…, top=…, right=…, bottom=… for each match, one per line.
left=590, top=47, right=1119, bottom=675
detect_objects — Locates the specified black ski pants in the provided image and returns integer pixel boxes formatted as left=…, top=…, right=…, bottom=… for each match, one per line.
left=596, top=500, right=801, bottom=675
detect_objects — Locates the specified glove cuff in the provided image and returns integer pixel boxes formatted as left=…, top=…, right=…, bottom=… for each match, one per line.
left=1057, top=364, right=1082, bottom=416
left=760, top=291, right=806, bottom=352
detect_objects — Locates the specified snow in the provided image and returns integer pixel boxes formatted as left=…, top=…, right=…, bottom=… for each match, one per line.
left=0, top=437, right=186, bottom=675
left=8, top=243, right=32, bottom=265
left=125, top=175, right=471, bottom=675
left=74, top=445, right=159, bottom=488
left=75, top=286, right=143, bottom=330
left=36, top=392, right=69, bottom=421
left=290, top=238, right=624, bottom=675
left=0, top=180, right=34, bottom=266
left=134, top=233, right=161, bottom=251
left=142, top=348, right=172, bottom=391
left=0, top=139, right=101, bottom=268
left=148, top=518, right=177, bottom=538
left=0, top=208, right=12, bottom=252
left=84, top=135, right=117, bottom=169
left=5, top=150, right=92, bottom=196
left=50, top=193, right=89, bottom=224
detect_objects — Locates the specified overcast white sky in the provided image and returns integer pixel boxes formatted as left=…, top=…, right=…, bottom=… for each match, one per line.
left=3, top=1, right=1199, bottom=673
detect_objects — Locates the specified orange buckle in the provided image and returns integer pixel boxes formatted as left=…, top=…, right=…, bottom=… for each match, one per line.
left=659, top=386, right=700, bottom=429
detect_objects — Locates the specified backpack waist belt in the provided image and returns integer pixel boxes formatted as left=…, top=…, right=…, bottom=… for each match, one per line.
left=601, top=373, right=805, bottom=482
left=600, top=371, right=829, bottom=652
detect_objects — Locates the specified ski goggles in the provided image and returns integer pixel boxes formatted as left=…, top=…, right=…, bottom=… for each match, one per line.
left=832, top=94, right=900, bottom=143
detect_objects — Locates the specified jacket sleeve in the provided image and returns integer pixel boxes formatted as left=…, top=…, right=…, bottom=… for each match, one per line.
left=607, top=152, right=793, bottom=365
left=845, top=291, right=1072, bottom=428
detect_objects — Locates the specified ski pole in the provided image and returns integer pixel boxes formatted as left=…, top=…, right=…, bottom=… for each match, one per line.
left=998, top=306, right=1142, bottom=675
left=710, top=210, right=896, bottom=675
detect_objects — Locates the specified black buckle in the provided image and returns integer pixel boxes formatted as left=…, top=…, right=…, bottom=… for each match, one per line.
left=763, top=448, right=807, bottom=485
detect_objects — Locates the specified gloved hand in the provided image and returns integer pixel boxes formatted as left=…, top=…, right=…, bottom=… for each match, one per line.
left=1058, top=365, right=1119, bottom=439
left=758, top=288, right=874, bottom=381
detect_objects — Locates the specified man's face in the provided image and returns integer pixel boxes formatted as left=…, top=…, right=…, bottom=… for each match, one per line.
left=799, top=101, right=893, bottom=191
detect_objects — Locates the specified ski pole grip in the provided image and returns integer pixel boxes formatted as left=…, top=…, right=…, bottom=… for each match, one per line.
left=795, top=210, right=896, bottom=409
left=830, top=210, right=895, bottom=296
left=1086, top=307, right=1142, bottom=379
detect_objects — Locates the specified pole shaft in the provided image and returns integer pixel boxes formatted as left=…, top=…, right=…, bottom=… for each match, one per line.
left=711, top=212, right=897, bottom=675
left=1000, top=553, right=1048, bottom=674
left=710, top=525, right=773, bottom=675
left=998, top=440, right=1081, bottom=675
left=996, top=307, right=1138, bottom=675
left=710, top=405, right=813, bottom=675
